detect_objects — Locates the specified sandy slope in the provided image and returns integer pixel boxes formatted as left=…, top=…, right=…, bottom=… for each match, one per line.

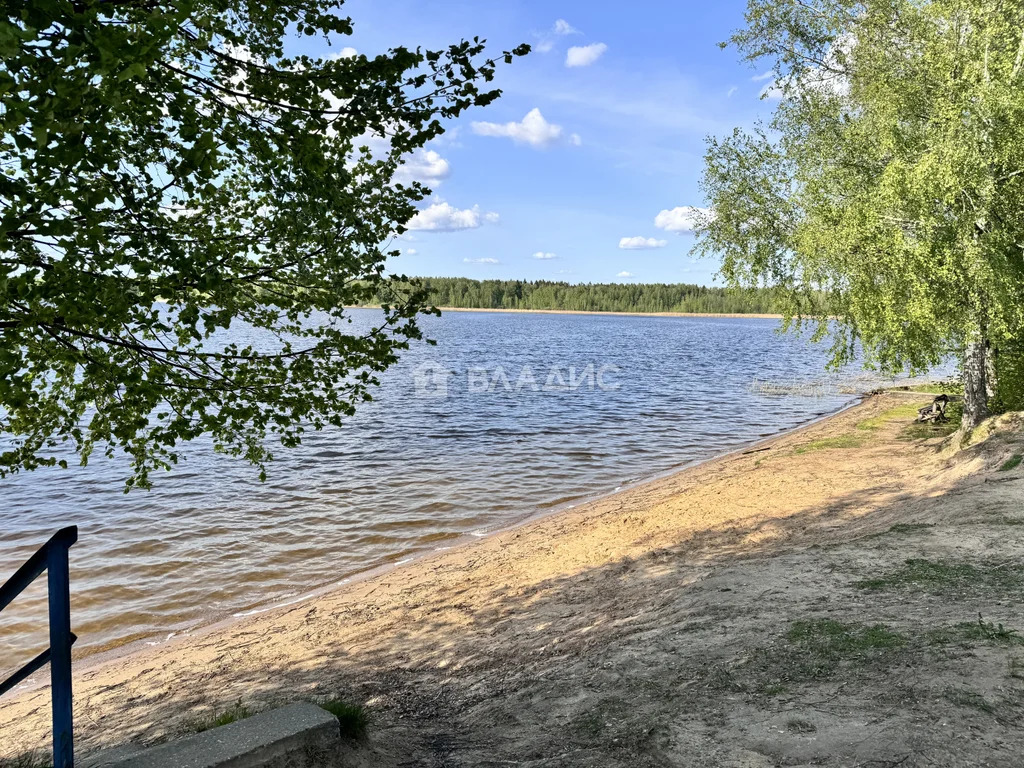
left=2, top=394, right=1023, bottom=767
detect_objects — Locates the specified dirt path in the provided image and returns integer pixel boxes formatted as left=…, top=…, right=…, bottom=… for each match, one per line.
left=2, top=394, right=1023, bottom=767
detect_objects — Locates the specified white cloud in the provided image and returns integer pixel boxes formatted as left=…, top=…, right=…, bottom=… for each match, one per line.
left=464, top=257, right=500, bottom=264
left=566, top=43, right=607, bottom=68
left=329, top=47, right=359, bottom=60
left=618, top=236, right=667, bottom=250
left=752, top=70, right=775, bottom=82
left=533, top=251, right=557, bottom=260
left=569, top=133, right=582, bottom=146
left=553, top=19, right=578, bottom=36
left=472, top=108, right=563, bottom=149
left=350, top=135, right=452, bottom=187
left=351, top=130, right=390, bottom=157
left=485, top=211, right=501, bottom=223
left=535, top=19, right=580, bottom=53
left=407, top=202, right=499, bottom=232
left=616, top=271, right=635, bottom=278
left=655, top=206, right=712, bottom=233
left=404, top=248, right=417, bottom=255
left=394, top=149, right=450, bottom=186
left=760, top=80, right=784, bottom=100
left=726, top=86, right=738, bottom=98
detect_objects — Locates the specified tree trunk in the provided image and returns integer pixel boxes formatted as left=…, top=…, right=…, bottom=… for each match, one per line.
left=962, top=338, right=990, bottom=429
left=985, top=341, right=998, bottom=401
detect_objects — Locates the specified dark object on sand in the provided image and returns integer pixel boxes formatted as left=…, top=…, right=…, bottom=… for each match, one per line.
left=917, top=394, right=951, bottom=423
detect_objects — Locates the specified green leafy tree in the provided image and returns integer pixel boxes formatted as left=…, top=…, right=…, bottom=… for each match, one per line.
left=697, top=0, right=1024, bottom=427
left=0, top=1, right=527, bottom=488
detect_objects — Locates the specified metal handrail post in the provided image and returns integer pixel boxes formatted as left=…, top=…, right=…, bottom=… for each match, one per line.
left=0, top=526, right=78, bottom=768
left=48, top=539, right=74, bottom=768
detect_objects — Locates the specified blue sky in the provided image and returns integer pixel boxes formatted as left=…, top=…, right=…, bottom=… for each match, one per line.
left=298, top=1, right=775, bottom=286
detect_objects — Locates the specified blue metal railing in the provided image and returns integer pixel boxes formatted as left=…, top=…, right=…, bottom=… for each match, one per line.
left=0, top=526, right=78, bottom=768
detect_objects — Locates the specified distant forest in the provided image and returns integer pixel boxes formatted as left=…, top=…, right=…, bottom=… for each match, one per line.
left=371, top=277, right=783, bottom=314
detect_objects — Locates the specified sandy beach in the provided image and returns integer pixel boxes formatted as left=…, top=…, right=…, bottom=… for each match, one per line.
left=2, top=393, right=1024, bottom=767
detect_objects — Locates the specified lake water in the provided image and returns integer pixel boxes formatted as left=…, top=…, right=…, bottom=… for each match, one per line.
left=0, top=310, right=919, bottom=665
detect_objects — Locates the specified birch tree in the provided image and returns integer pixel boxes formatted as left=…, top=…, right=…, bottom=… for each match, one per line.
left=698, top=0, right=1024, bottom=427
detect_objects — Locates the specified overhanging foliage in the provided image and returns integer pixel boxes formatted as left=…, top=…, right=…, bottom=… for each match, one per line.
left=0, top=0, right=527, bottom=487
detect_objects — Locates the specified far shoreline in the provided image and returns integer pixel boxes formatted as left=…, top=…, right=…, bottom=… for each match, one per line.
left=351, top=305, right=785, bottom=320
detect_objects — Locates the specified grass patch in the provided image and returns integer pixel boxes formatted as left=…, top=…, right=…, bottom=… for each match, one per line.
left=320, top=698, right=369, bottom=740
left=857, top=400, right=962, bottom=439
left=928, top=615, right=1024, bottom=647
left=184, top=699, right=255, bottom=734
left=854, top=558, right=1022, bottom=594
left=787, top=618, right=906, bottom=657
left=794, top=434, right=865, bottom=454
left=766, top=618, right=905, bottom=682
left=701, top=618, right=907, bottom=697
left=857, top=403, right=925, bottom=431
left=999, top=455, right=1023, bottom=472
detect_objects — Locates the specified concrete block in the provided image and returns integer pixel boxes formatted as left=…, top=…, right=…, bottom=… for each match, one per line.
left=87, top=702, right=341, bottom=768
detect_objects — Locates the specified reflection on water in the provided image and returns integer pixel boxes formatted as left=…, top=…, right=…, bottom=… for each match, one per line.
left=0, top=310, right=924, bottom=662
